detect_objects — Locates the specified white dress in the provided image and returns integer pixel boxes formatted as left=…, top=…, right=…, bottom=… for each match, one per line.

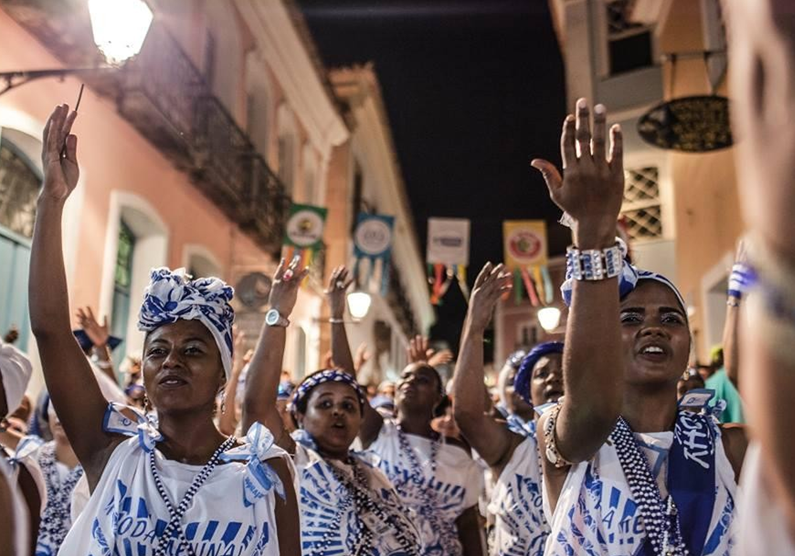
left=367, top=420, right=483, bottom=556
left=488, top=434, right=549, bottom=556
left=0, top=455, right=28, bottom=556
left=543, top=412, right=736, bottom=556
left=59, top=404, right=293, bottom=556
left=294, top=438, right=420, bottom=555
left=737, top=442, right=795, bottom=555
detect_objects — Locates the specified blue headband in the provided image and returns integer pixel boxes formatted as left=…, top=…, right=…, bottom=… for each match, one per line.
left=291, top=369, right=367, bottom=416
left=138, top=268, right=235, bottom=380
left=513, top=341, right=564, bottom=404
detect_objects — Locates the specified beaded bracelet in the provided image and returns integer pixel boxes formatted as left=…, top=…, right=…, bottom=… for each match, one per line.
left=542, top=404, right=573, bottom=468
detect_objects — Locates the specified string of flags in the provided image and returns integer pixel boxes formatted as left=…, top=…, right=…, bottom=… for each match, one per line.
left=426, top=218, right=470, bottom=305
left=503, top=220, right=552, bottom=306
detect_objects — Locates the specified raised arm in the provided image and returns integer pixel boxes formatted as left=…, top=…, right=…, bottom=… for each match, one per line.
left=326, top=266, right=384, bottom=445
left=29, top=105, right=118, bottom=480
left=218, top=327, right=247, bottom=436
left=242, top=258, right=306, bottom=448
left=453, top=262, right=521, bottom=473
left=722, top=240, right=751, bottom=388
left=531, top=100, right=625, bottom=470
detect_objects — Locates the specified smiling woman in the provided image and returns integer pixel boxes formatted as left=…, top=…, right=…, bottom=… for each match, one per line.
left=28, top=105, right=300, bottom=555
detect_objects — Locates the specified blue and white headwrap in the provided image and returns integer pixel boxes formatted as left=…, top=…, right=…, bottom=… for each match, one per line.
left=138, top=268, right=235, bottom=380
left=513, top=341, right=564, bottom=404
left=291, top=369, right=367, bottom=416
left=560, top=241, right=686, bottom=312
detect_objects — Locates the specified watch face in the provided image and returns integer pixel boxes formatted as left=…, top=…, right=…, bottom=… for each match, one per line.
left=265, top=310, right=278, bottom=325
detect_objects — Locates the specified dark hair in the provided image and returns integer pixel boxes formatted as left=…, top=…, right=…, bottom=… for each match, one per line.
left=433, top=395, right=452, bottom=418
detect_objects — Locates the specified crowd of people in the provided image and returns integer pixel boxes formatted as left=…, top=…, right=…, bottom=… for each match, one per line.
left=2, top=0, right=795, bottom=553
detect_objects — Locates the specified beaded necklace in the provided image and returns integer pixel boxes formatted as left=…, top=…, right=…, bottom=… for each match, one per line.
left=309, top=453, right=421, bottom=555
left=611, top=418, right=688, bottom=556
left=396, top=425, right=460, bottom=554
left=149, top=436, right=236, bottom=556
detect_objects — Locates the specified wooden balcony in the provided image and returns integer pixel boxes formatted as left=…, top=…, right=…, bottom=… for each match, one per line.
left=0, top=1, right=288, bottom=254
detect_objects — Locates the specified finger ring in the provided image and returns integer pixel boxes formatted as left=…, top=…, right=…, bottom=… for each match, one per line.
left=336, top=281, right=345, bottom=289
left=283, top=270, right=294, bottom=282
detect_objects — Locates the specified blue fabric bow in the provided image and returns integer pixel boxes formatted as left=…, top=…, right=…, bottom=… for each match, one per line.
left=103, top=402, right=163, bottom=453
left=220, top=422, right=286, bottom=505
left=7, top=435, right=43, bottom=467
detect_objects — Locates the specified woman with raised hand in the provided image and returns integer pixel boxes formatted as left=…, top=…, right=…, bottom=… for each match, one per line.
left=530, top=99, right=746, bottom=555
left=324, top=273, right=484, bottom=555
left=29, top=104, right=299, bottom=555
left=243, top=263, right=421, bottom=555
left=453, top=262, right=563, bottom=556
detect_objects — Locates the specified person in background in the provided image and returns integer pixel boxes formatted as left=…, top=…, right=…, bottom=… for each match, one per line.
left=1, top=338, right=41, bottom=555
left=243, top=261, right=421, bottom=554
left=453, top=262, right=563, bottom=556
left=676, top=368, right=706, bottom=400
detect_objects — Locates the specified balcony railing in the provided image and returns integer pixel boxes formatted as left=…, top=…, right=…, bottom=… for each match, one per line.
left=0, top=3, right=288, bottom=253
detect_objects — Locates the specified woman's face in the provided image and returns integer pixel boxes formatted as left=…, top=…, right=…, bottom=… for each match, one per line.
left=530, top=353, right=564, bottom=407
left=297, top=382, right=362, bottom=457
left=142, top=320, right=225, bottom=415
left=498, top=364, right=534, bottom=416
left=396, top=363, right=442, bottom=413
left=620, top=281, right=691, bottom=387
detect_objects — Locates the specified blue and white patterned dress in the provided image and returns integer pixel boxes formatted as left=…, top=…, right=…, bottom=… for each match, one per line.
left=35, top=441, right=84, bottom=556
left=543, top=412, right=736, bottom=556
left=368, top=420, right=483, bottom=556
left=295, top=439, right=419, bottom=555
left=58, top=404, right=292, bottom=556
left=488, top=432, right=549, bottom=556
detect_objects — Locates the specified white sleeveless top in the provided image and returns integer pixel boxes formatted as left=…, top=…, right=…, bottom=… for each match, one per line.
left=59, top=404, right=293, bottom=556
left=488, top=434, right=549, bottom=556
left=367, top=420, right=483, bottom=556
left=0, top=455, right=28, bottom=555
left=543, top=416, right=736, bottom=556
left=737, top=442, right=795, bottom=555
left=294, top=438, right=420, bottom=554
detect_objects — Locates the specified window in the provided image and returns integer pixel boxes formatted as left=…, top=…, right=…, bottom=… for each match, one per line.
left=111, top=221, right=136, bottom=367
left=0, top=139, right=40, bottom=239
left=606, top=0, right=654, bottom=75
left=620, top=166, right=663, bottom=240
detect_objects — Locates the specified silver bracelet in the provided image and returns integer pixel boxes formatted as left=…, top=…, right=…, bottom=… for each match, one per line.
left=566, top=243, right=622, bottom=281
left=329, top=318, right=345, bottom=324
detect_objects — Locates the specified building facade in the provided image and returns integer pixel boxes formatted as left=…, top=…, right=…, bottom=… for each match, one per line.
left=548, top=0, right=741, bottom=360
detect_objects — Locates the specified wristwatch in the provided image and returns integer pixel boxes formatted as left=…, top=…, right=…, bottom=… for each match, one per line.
left=265, top=309, right=290, bottom=327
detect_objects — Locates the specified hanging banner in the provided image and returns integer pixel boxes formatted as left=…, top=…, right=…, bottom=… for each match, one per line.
left=503, top=220, right=549, bottom=306
left=283, top=203, right=327, bottom=269
left=637, top=95, right=733, bottom=152
left=353, top=213, right=395, bottom=295
left=426, top=218, right=470, bottom=305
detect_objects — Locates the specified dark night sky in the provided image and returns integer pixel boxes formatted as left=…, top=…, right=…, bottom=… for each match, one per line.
left=298, top=0, right=567, bottom=351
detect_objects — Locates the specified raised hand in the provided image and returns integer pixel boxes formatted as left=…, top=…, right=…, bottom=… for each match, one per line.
left=269, top=257, right=308, bottom=317
left=428, top=348, right=454, bottom=367
left=41, top=104, right=79, bottom=202
left=325, top=266, right=354, bottom=319
left=354, top=343, right=371, bottom=372
left=531, top=99, right=624, bottom=249
left=407, top=335, right=432, bottom=364
left=466, top=263, right=512, bottom=333
left=75, top=307, right=109, bottom=347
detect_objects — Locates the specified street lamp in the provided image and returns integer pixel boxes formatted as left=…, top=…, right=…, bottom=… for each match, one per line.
left=537, top=306, right=561, bottom=332
left=347, top=291, right=372, bottom=320
left=0, top=0, right=153, bottom=95
left=88, top=0, right=153, bottom=65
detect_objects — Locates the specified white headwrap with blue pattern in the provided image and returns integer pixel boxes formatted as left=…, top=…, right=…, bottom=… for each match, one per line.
left=138, top=268, right=235, bottom=380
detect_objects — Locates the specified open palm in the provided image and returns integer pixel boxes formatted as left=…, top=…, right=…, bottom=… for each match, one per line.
left=41, top=104, right=79, bottom=201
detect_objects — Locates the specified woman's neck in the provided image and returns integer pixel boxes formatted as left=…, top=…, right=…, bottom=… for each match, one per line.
left=622, top=383, right=678, bottom=433
left=156, top=411, right=227, bottom=464
left=396, top=408, right=435, bottom=438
